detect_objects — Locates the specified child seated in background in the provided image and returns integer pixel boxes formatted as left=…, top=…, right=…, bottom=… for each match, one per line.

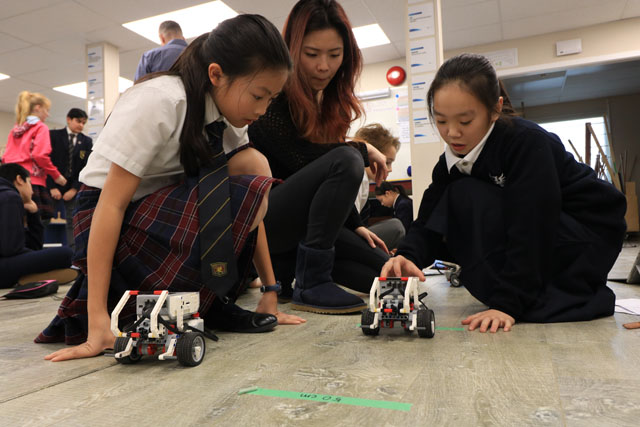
left=0, top=163, right=76, bottom=289
left=352, top=123, right=405, bottom=250
left=374, top=181, right=413, bottom=234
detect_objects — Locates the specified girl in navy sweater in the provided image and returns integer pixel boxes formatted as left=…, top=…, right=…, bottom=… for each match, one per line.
left=382, top=53, right=626, bottom=332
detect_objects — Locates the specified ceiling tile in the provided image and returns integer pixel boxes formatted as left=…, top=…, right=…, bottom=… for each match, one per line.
left=622, top=0, right=640, bottom=17
left=340, top=0, right=376, bottom=27
left=0, top=46, right=72, bottom=76
left=0, top=2, right=112, bottom=45
left=0, top=77, right=49, bottom=102
left=502, top=3, right=625, bottom=40
left=86, top=25, right=156, bottom=52
left=0, top=0, right=64, bottom=20
left=361, top=42, right=403, bottom=64
left=442, top=0, right=500, bottom=33
left=74, top=0, right=206, bottom=23
left=442, top=0, right=492, bottom=10
left=20, top=64, right=86, bottom=88
left=0, top=32, right=31, bottom=55
left=40, top=37, right=89, bottom=59
left=499, top=0, right=621, bottom=21
left=225, top=0, right=297, bottom=17
left=443, top=24, right=502, bottom=50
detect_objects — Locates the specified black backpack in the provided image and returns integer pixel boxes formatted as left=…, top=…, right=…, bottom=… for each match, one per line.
left=2, top=280, right=59, bottom=299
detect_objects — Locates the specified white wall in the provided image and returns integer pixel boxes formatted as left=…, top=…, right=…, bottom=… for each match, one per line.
left=446, top=17, right=640, bottom=77
left=352, top=59, right=412, bottom=181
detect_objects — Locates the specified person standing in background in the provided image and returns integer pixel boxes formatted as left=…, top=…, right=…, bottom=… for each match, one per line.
left=47, top=108, right=93, bottom=248
left=3, top=91, right=67, bottom=221
left=134, top=20, right=187, bottom=81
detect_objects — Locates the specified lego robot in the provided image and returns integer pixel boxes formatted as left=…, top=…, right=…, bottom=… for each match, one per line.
left=425, top=260, right=462, bottom=287
left=110, top=290, right=216, bottom=367
left=361, top=277, right=435, bottom=338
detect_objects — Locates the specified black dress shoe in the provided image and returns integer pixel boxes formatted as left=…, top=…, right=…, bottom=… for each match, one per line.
left=206, top=303, right=277, bottom=333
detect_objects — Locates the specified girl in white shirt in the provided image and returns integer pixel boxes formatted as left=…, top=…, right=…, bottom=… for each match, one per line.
left=39, top=14, right=305, bottom=362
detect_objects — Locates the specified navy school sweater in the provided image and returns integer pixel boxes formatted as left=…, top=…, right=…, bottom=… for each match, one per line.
left=0, top=177, right=43, bottom=257
left=397, top=116, right=626, bottom=317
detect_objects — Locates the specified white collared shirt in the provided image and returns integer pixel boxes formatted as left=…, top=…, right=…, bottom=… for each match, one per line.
left=444, top=122, right=495, bottom=175
left=80, top=75, right=249, bottom=201
left=65, top=126, right=77, bottom=146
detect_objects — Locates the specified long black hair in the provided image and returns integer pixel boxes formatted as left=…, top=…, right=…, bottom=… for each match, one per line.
left=375, top=181, right=408, bottom=199
left=426, top=53, right=514, bottom=124
left=162, top=14, right=291, bottom=176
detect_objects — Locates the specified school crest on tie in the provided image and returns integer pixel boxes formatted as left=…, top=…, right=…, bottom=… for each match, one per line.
left=489, top=173, right=506, bottom=187
left=79, top=150, right=87, bottom=160
left=211, top=262, right=227, bottom=277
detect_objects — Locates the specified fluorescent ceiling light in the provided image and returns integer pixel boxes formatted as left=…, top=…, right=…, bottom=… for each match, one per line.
left=0, top=72, right=9, bottom=81
left=353, top=24, right=390, bottom=49
left=54, top=77, right=135, bottom=99
left=123, top=1, right=238, bottom=44
left=53, top=82, right=86, bottom=98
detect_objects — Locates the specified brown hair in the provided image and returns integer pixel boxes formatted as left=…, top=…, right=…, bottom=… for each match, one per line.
left=354, top=123, right=400, bottom=154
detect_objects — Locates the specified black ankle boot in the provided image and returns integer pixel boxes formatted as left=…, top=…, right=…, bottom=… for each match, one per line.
left=291, top=243, right=366, bottom=314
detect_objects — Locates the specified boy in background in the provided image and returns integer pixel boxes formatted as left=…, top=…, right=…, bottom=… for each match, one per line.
left=47, top=108, right=92, bottom=247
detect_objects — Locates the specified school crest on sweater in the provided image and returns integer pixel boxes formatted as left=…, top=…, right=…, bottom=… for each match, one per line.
left=489, top=173, right=506, bottom=187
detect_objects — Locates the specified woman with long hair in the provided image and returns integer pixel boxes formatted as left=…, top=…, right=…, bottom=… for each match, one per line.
left=249, top=0, right=390, bottom=314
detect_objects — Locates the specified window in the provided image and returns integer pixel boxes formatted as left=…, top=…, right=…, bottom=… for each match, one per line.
left=540, top=116, right=610, bottom=178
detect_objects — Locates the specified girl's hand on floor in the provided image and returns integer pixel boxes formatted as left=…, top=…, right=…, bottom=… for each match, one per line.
left=44, top=312, right=115, bottom=361
left=462, top=309, right=515, bottom=332
left=256, top=291, right=306, bottom=325
left=381, top=255, right=426, bottom=281
left=355, top=227, right=389, bottom=254
left=273, top=311, right=307, bottom=325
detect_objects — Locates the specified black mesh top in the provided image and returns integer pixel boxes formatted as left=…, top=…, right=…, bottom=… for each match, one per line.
left=248, top=93, right=369, bottom=230
left=248, top=93, right=369, bottom=181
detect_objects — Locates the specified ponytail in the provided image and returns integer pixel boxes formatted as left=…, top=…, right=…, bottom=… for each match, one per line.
left=15, top=91, right=50, bottom=125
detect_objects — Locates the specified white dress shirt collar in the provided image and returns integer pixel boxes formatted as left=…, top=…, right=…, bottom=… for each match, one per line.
left=444, top=122, right=495, bottom=175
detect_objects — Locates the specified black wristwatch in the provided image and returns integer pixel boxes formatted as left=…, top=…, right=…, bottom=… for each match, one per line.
left=260, top=281, right=282, bottom=294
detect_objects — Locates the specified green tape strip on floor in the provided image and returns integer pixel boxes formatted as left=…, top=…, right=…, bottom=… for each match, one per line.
left=240, top=387, right=412, bottom=412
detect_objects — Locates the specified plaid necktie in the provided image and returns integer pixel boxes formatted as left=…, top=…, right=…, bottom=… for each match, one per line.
left=197, top=120, right=238, bottom=298
left=67, top=133, right=75, bottom=178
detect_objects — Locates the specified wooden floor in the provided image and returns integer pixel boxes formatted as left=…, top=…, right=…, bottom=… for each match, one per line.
left=1, top=243, right=640, bottom=426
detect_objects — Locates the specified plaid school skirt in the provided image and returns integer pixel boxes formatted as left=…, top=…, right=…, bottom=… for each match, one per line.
left=35, top=174, right=276, bottom=345
left=31, top=184, right=55, bottom=220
